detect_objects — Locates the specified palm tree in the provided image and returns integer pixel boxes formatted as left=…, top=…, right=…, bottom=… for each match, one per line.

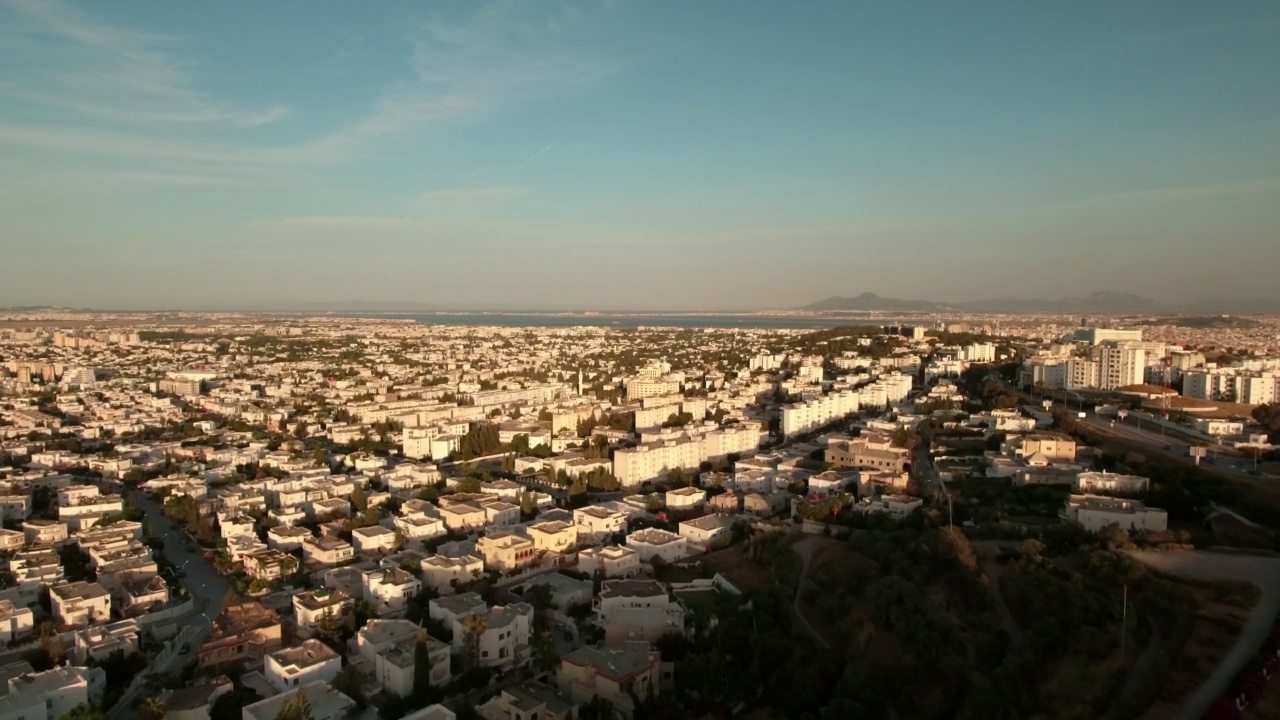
left=461, top=613, right=489, bottom=670
left=140, top=696, right=165, bottom=720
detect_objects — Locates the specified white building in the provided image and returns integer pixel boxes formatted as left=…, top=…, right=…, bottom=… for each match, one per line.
left=625, top=528, right=689, bottom=565
left=241, top=681, right=355, bottom=720
left=265, top=639, right=342, bottom=694
left=1061, top=494, right=1168, bottom=534
left=362, top=567, right=421, bottom=617
left=1073, top=471, right=1150, bottom=496
left=578, top=546, right=641, bottom=578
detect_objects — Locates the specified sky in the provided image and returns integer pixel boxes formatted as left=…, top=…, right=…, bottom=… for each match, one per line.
left=1, top=0, right=1278, bottom=312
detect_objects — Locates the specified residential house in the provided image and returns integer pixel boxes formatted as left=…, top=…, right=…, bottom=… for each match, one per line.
left=71, top=619, right=140, bottom=664
left=198, top=602, right=282, bottom=668
left=293, top=588, right=354, bottom=639
left=481, top=501, right=521, bottom=529
left=373, top=634, right=450, bottom=698
left=438, top=503, right=488, bottom=533
left=1061, top=494, right=1168, bottom=533
left=118, top=576, right=169, bottom=616
left=852, top=494, right=923, bottom=519
left=529, top=573, right=593, bottom=611
left=362, top=567, right=421, bottom=617
left=22, top=519, right=67, bottom=547
left=50, top=581, right=111, bottom=628
left=679, top=515, right=727, bottom=549
left=476, top=533, right=538, bottom=575
left=0, top=600, right=33, bottom=643
left=265, top=639, right=342, bottom=694
left=577, top=546, right=641, bottom=579
left=573, top=506, right=628, bottom=541
left=1073, top=471, right=1150, bottom=496
left=526, top=520, right=579, bottom=555
left=421, top=554, right=484, bottom=593
left=352, top=525, right=399, bottom=555
left=743, top=491, right=790, bottom=517
left=267, top=525, right=313, bottom=552
left=558, top=642, right=661, bottom=720
left=244, top=550, right=300, bottom=582
left=302, top=536, right=355, bottom=566
left=477, top=682, right=576, bottom=720
left=159, top=677, right=233, bottom=720
left=450, top=603, right=533, bottom=671
left=595, top=580, right=685, bottom=648
left=241, top=681, right=354, bottom=720
left=663, top=486, right=705, bottom=512
left=625, top=529, right=689, bottom=565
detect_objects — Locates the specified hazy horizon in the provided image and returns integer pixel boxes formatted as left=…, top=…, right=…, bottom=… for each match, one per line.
left=2, top=1, right=1279, bottom=311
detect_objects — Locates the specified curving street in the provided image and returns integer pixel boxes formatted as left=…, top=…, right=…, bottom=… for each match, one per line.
left=1129, top=551, right=1280, bottom=720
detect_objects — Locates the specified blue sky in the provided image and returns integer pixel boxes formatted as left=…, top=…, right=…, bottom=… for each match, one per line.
left=1, top=0, right=1278, bottom=311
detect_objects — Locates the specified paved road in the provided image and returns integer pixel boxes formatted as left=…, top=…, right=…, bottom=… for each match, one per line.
left=1130, top=551, right=1280, bottom=720
left=131, top=490, right=230, bottom=666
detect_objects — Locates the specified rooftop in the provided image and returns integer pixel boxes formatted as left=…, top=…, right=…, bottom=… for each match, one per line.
left=562, top=641, right=658, bottom=683
left=269, top=639, right=339, bottom=671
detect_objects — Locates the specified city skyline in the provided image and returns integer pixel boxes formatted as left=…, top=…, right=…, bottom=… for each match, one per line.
left=2, top=0, right=1279, bottom=311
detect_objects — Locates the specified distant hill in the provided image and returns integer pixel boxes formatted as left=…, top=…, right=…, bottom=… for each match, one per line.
left=805, top=290, right=1178, bottom=314
left=805, top=292, right=953, bottom=312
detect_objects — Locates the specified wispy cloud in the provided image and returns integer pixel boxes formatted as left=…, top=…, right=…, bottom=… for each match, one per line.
left=505, top=140, right=557, bottom=179
left=420, top=186, right=529, bottom=204
left=0, top=1, right=622, bottom=179
left=1070, top=178, right=1279, bottom=207
left=0, top=0, right=288, bottom=126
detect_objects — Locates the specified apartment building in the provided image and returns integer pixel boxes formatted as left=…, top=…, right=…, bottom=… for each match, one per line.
left=613, top=438, right=702, bottom=488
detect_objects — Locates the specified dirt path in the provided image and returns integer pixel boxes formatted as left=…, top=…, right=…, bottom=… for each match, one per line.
left=792, top=535, right=832, bottom=649
left=972, top=540, right=1025, bottom=644
left=1130, top=551, right=1280, bottom=720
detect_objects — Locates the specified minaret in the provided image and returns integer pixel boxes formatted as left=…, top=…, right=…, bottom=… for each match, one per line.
left=577, top=369, right=583, bottom=396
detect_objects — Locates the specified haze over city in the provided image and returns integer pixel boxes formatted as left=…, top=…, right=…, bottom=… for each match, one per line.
left=2, top=0, right=1279, bottom=311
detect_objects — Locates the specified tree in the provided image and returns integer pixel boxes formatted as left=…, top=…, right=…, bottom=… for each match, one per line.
left=461, top=613, right=488, bottom=670
left=40, top=620, right=65, bottom=665
left=413, top=625, right=433, bottom=699
left=274, top=689, right=313, bottom=720
left=58, top=705, right=106, bottom=720
left=350, top=484, right=368, bottom=513
left=140, top=696, right=166, bottom=720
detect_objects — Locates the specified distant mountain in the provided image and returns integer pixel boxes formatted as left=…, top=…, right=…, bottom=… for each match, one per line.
left=805, top=292, right=953, bottom=312
left=805, top=290, right=1176, bottom=314
left=959, top=291, right=1165, bottom=314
